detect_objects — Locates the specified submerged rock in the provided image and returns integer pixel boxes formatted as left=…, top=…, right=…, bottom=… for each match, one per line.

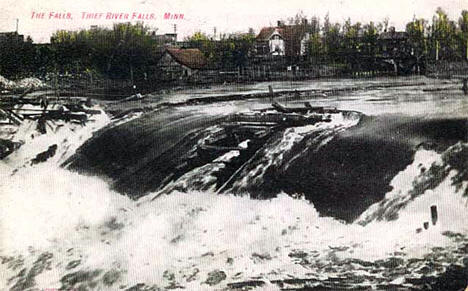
left=10, top=252, right=53, bottom=291
left=204, top=270, right=227, bottom=286
left=60, top=269, right=102, bottom=290
left=31, top=144, right=57, bottom=165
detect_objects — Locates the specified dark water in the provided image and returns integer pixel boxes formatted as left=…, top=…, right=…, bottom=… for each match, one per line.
left=66, top=107, right=224, bottom=195
left=66, top=77, right=468, bottom=224
left=66, top=104, right=467, bottom=222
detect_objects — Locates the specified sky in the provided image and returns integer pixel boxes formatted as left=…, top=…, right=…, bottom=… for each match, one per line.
left=0, top=0, right=466, bottom=43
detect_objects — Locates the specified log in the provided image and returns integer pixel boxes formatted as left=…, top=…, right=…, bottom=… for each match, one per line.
left=21, top=112, right=88, bottom=122
left=0, top=109, right=22, bottom=125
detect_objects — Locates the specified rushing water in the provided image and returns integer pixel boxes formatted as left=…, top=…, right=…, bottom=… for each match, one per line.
left=1, top=76, right=467, bottom=290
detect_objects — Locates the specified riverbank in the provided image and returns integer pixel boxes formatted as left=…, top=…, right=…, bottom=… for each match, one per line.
left=101, top=76, right=463, bottom=118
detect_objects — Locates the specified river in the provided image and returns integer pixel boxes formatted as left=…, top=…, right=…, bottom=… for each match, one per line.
left=1, top=76, right=467, bottom=290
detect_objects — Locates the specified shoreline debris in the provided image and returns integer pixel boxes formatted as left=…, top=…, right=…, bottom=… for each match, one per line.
left=0, top=90, right=102, bottom=159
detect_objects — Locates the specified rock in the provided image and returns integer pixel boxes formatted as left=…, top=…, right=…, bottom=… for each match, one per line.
left=204, top=270, right=226, bottom=286
left=66, top=260, right=81, bottom=270
left=10, top=252, right=53, bottom=291
left=31, top=144, right=57, bottom=164
left=60, top=269, right=102, bottom=290
left=288, top=250, right=308, bottom=258
left=251, top=252, right=272, bottom=261
left=102, top=269, right=121, bottom=286
left=125, top=283, right=162, bottom=291
left=0, top=139, right=22, bottom=159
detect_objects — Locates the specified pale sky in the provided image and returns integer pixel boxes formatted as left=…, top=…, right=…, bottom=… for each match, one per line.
left=0, top=0, right=466, bottom=43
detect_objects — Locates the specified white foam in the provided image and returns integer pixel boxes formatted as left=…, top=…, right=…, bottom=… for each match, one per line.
left=1, top=112, right=467, bottom=290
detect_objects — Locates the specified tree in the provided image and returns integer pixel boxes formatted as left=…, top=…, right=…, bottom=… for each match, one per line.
left=0, top=33, right=37, bottom=78
left=306, top=16, right=322, bottom=60
left=343, top=18, right=362, bottom=55
left=362, top=21, right=379, bottom=55
left=459, top=10, right=468, bottom=60
left=321, top=13, right=341, bottom=60
left=431, top=7, right=458, bottom=60
left=49, top=22, right=159, bottom=79
left=406, top=16, right=428, bottom=57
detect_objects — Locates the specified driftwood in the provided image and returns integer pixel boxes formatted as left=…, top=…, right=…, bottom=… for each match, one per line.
left=118, top=93, right=145, bottom=103
left=22, top=112, right=88, bottom=122
left=1, top=91, right=101, bottom=126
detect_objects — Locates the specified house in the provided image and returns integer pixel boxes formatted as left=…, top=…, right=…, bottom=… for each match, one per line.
left=378, top=28, right=409, bottom=56
left=157, top=48, right=207, bottom=80
left=256, top=25, right=285, bottom=56
left=256, top=21, right=311, bottom=57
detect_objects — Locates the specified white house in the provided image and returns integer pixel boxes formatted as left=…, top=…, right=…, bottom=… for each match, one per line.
left=256, top=22, right=311, bottom=57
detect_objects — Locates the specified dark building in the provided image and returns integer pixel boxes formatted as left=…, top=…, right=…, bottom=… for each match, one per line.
left=157, top=48, right=207, bottom=80
left=378, top=28, right=410, bottom=57
left=0, top=32, right=24, bottom=43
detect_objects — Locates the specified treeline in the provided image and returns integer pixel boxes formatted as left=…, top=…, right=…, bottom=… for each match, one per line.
left=49, top=23, right=159, bottom=79
left=0, top=22, right=161, bottom=80
left=292, top=8, right=468, bottom=61
left=187, top=8, right=468, bottom=64
left=0, top=7, right=467, bottom=81
left=0, top=36, right=36, bottom=79
left=182, top=31, right=256, bottom=69
left=405, top=8, right=468, bottom=61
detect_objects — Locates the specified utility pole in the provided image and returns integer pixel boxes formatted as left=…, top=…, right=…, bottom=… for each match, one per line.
left=15, top=18, right=18, bottom=33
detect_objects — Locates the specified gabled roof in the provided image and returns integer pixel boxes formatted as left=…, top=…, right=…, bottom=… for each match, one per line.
left=256, top=25, right=310, bottom=42
left=256, top=27, right=278, bottom=41
left=166, top=48, right=207, bottom=69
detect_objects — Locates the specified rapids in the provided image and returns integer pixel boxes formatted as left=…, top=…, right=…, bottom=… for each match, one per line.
left=1, top=76, right=467, bottom=290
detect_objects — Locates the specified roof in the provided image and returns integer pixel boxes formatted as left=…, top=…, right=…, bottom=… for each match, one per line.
left=379, top=31, right=408, bottom=40
left=281, top=26, right=309, bottom=43
left=256, top=25, right=309, bottom=42
left=166, top=48, right=207, bottom=69
left=256, top=27, right=277, bottom=41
